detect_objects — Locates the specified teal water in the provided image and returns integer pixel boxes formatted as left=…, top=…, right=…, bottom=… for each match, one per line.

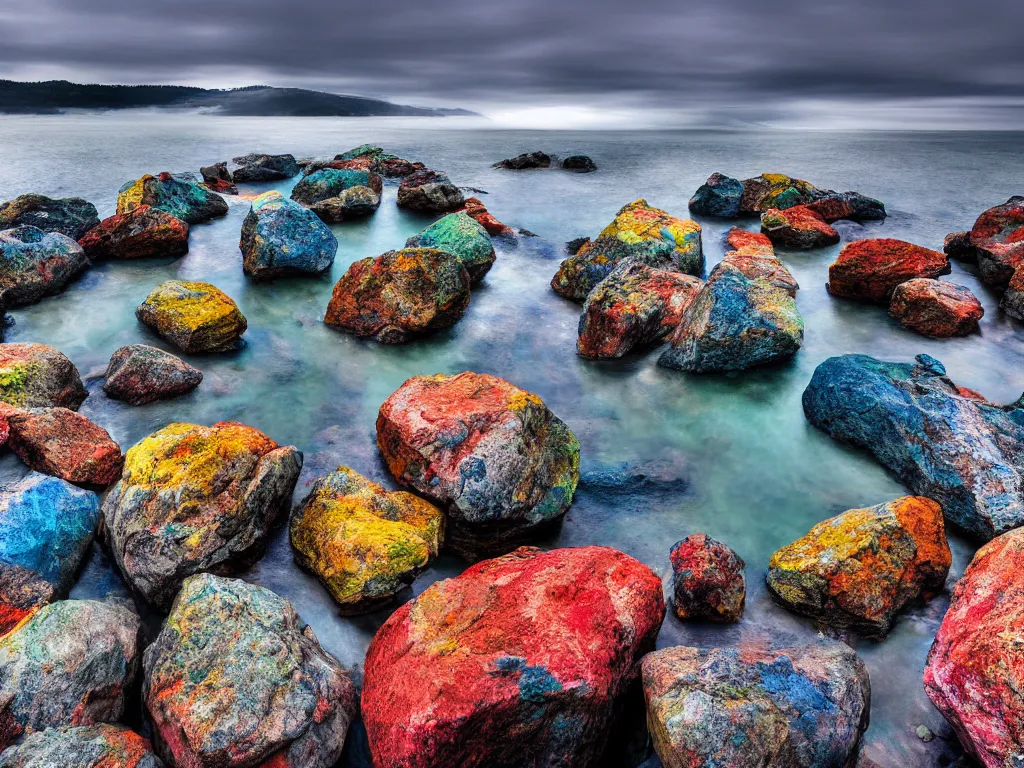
left=3, top=114, right=1024, bottom=766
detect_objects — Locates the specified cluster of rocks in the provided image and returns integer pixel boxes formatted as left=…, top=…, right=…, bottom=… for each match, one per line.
left=493, top=151, right=598, bottom=172
left=202, top=152, right=299, bottom=188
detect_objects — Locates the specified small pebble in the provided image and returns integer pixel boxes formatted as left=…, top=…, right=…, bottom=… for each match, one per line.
left=916, top=724, right=935, bottom=742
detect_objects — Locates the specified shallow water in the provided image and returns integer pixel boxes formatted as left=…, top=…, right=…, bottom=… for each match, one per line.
left=2, top=114, right=1024, bottom=766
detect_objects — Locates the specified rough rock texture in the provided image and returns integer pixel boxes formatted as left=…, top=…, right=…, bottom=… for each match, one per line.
left=767, top=496, right=951, bottom=638
left=739, top=173, right=828, bottom=215
left=0, top=194, right=99, bottom=240
left=0, top=473, right=99, bottom=636
left=659, top=261, right=804, bottom=373
left=0, top=344, right=86, bottom=410
left=965, top=196, right=1024, bottom=289
left=642, top=643, right=870, bottom=768
left=310, top=186, right=382, bottom=223
left=376, top=372, right=580, bottom=556
left=291, top=168, right=383, bottom=205
left=0, top=226, right=89, bottom=309
left=78, top=206, right=189, bottom=261
left=802, top=353, right=1024, bottom=540
left=493, top=151, right=552, bottom=169
left=116, top=173, right=228, bottom=225
left=324, top=248, right=471, bottom=343
left=143, top=574, right=356, bottom=768
left=723, top=228, right=799, bottom=296
left=240, top=191, right=337, bottom=279
left=670, top=533, right=746, bottom=622
left=1000, top=266, right=1024, bottom=321
left=290, top=466, right=444, bottom=614
left=828, top=239, right=951, bottom=303
left=944, top=230, right=977, bottom=263
left=576, top=262, right=703, bottom=359
left=455, top=197, right=513, bottom=236
left=888, top=279, right=984, bottom=337
left=688, top=173, right=744, bottom=218
left=228, top=152, right=299, bottom=182
left=405, top=212, right=496, bottom=282
left=924, top=527, right=1024, bottom=768
left=552, top=199, right=703, bottom=302
left=102, top=421, right=302, bottom=609
left=103, top=344, right=203, bottom=405
left=0, top=599, right=141, bottom=751
left=562, top=155, right=597, bottom=172
left=0, top=724, right=163, bottom=768
left=396, top=170, right=465, bottom=214
left=199, top=162, right=238, bottom=195
left=803, top=192, right=887, bottom=223
left=362, top=545, right=665, bottom=768
left=4, top=407, right=123, bottom=486
left=761, top=206, right=840, bottom=250
left=378, top=157, right=427, bottom=178
left=136, top=280, right=247, bottom=353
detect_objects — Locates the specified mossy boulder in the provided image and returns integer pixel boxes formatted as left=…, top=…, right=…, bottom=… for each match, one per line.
left=290, top=168, right=383, bottom=222
left=0, top=226, right=89, bottom=309
left=136, top=280, right=247, bottom=353
left=103, top=344, right=202, bottom=405
left=4, top=407, right=124, bottom=486
left=116, top=173, right=228, bottom=225
left=0, top=724, right=162, bottom=768
left=78, top=206, right=189, bottom=261
left=739, top=173, right=828, bottom=215
left=0, top=194, right=99, bottom=240
left=396, top=170, right=465, bottom=214
left=405, top=211, right=496, bottom=282
left=0, top=343, right=86, bottom=410
left=240, top=191, right=337, bottom=279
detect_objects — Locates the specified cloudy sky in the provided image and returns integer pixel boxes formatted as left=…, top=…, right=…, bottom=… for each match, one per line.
left=1, top=0, right=1022, bottom=128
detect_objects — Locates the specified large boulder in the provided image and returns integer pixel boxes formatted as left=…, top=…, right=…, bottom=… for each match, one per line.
left=240, top=191, right=337, bottom=279
left=760, top=206, right=840, bottom=250
left=103, top=344, right=202, bottom=405
left=455, top=196, right=513, bottom=236
left=101, top=421, right=302, bottom=609
left=362, top=545, right=665, bottom=768
left=739, top=173, right=828, bottom=215
left=576, top=261, right=703, bottom=359
left=888, top=278, right=984, bottom=337
left=290, top=466, right=444, bottom=614
left=688, top=172, right=744, bottom=218
left=964, top=196, right=1024, bottom=289
left=670, top=533, right=745, bottom=622
left=828, top=239, right=951, bottom=302
left=78, top=206, right=189, bottom=261
left=396, top=170, right=465, bottom=214
left=493, top=151, right=552, bottom=169
left=563, top=155, right=597, bottom=172
left=0, top=344, right=86, bottom=410
left=228, top=152, right=299, bottom=182
left=335, top=144, right=383, bottom=161
left=0, top=599, right=141, bottom=751
left=642, top=643, right=870, bottom=768
left=552, top=199, right=703, bottom=302
left=944, top=230, right=977, bottom=263
left=0, top=473, right=99, bottom=636
left=0, top=724, right=162, bottom=768
left=767, top=496, right=951, bottom=638
left=0, top=226, right=89, bottom=309
left=136, top=280, right=247, bottom=353
left=0, top=194, right=99, bottom=240
left=376, top=372, right=580, bottom=556
left=802, top=353, right=1024, bottom=540
left=116, top=173, right=228, bottom=225
left=324, top=248, right=471, bottom=343
left=803, top=191, right=887, bottom=223
left=143, top=574, right=357, bottom=768
left=378, top=157, right=427, bottom=178
left=290, top=168, right=383, bottom=223
left=722, top=228, right=799, bottom=296
left=405, top=211, right=496, bottom=282
left=924, top=527, right=1024, bottom=768
left=1001, top=265, right=1024, bottom=320
left=4, top=407, right=123, bottom=486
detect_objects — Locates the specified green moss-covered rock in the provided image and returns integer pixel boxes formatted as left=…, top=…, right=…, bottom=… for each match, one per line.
left=116, top=173, right=228, bottom=225
left=405, top=212, right=496, bottom=282
left=0, top=343, right=86, bottom=410
left=136, top=280, right=247, bottom=353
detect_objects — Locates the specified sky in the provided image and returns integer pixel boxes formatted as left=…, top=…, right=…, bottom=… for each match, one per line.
left=1, top=0, right=1022, bottom=129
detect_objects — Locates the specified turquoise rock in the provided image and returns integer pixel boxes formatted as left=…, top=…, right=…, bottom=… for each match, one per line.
left=405, top=212, right=495, bottom=282
left=290, top=168, right=378, bottom=206
left=240, top=191, right=337, bottom=279
left=117, top=173, right=228, bottom=225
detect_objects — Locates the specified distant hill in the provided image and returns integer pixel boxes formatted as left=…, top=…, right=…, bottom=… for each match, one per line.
left=0, top=80, right=477, bottom=117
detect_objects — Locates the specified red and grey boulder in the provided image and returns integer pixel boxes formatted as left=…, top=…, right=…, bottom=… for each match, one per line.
left=199, top=162, right=238, bottom=195
left=0, top=344, right=86, bottom=410
left=760, top=206, right=840, bottom=250
left=77, top=206, right=189, bottom=261
left=396, top=169, right=465, bottom=214
left=723, top=228, right=799, bottom=296
left=889, top=279, right=984, bottom=337
left=455, top=196, right=513, bottom=236
left=1001, top=266, right=1024, bottom=321
left=827, top=238, right=951, bottom=302
left=944, top=230, right=977, bottom=263
left=0, top=226, right=90, bottom=309
left=103, top=344, right=202, bottom=405
left=3, top=407, right=123, bottom=486
left=361, top=545, right=665, bottom=768
left=964, top=196, right=1024, bottom=289
left=802, top=191, right=887, bottom=223
left=0, top=194, right=99, bottom=240
left=0, top=724, right=163, bottom=768
left=670, top=533, right=745, bottom=622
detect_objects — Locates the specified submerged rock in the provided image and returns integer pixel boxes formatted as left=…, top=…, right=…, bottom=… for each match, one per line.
left=117, top=173, right=228, bottom=225
left=290, top=466, right=444, bottom=614
left=324, top=248, right=470, bottom=343
left=889, top=279, right=984, bottom=337
left=965, top=196, right=1024, bottom=289
left=760, top=206, right=840, bottom=250
left=670, top=533, right=745, bottom=622
left=228, top=152, right=299, bottom=182
left=642, top=643, right=870, bottom=768
left=199, top=162, right=237, bottom=195
left=493, top=151, right=552, bottom=170
left=405, top=211, right=495, bottom=282
left=396, top=169, right=465, bottom=214
left=103, top=344, right=202, bottom=405
left=78, top=206, right=189, bottom=261
left=136, top=280, right=247, bottom=353
left=143, top=574, right=356, bottom=768
left=455, top=196, right=513, bottom=236
left=562, top=155, right=597, bottom=172
left=0, top=226, right=89, bottom=309
left=767, top=496, right=951, bottom=637
left=240, top=191, right=337, bottom=279
left=376, top=372, right=580, bottom=556
left=4, top=407, right=123, bottom=486
left=102, top=421, right=302, bottom=609
left=828, top=239, right=951, bottom=302
left=688, top=172, right=744, bottom=218
left=0, top=343, right=86, bottom=410
left=362, top=545, right=665, bottom=768
left=0, top=724, right=162, bottom=768
left=0, top=194, right=99, bottom=240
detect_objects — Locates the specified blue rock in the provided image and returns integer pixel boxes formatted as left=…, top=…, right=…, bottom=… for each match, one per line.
left=688, top=172, right=744, bottom=218
left=0, top=226, right=90, bottom=309
left=240, top=191, right=337, bottom=279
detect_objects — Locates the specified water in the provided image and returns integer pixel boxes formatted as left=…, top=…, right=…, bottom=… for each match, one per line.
left=3, top=113, right=1024, bottom=766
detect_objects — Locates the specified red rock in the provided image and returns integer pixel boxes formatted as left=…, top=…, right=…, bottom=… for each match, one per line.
left=968, top=196, right=1024, bottom=288
left=4, top=407, right=123, bottom=485
left=827, top=238, right=951, bottom=303
left=454, top=196, right=513, bottom=236
left=670, top=533, right=745, bottom=622
left=361, top=545, right=665, bottom=768
left=944, top=230, right=978, bottom=263
left=889, top=278, right=984, bottom=337
left=722, top=228, right=799, bottom=297
left=78, top=205, right=189, bottom=261
left=1001, top=265, right=1024, bottom=321
left=760, top=206, right=840, bottom=250
left=726, top=227, right=774, bottom=255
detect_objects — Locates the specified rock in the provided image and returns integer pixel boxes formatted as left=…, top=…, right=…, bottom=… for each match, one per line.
left=566, top=236, right=591, bottom=255
left=102, top=421, right=301, bottom=609
left=552, top=199, right=703, bottom=302
left=0, top=724, right=162, bottom=768
left=290, top=466, right=444, bottom=614
left=300, top=157, right=377, bottom=176
left=0, top=194, right=99, bottom=240
left=739, top=173, right=828, bottom=215
left=659, top=261, right=804, bottom=373
left=405, top=212, right=495, bottom=282
left=802, top=353, right=1024, bottom=540
left=767, top=496, right=951, bottom=638
left=376, top=373, right=580, bottom=556
left=116, top=173, right=228, bottom=225
left=0, top=473, right=99, bottom=636
left=77, top=206, right=189, bottom=261
left=378, top=157, right=426, bottom=178
left=311, top=187, right=382, bottom=223
left=143, top=574, right=356, bottom=768
left=362, top=545, right=665, bottom=768
left=0, top=227, right=89, bottom=309
left=493, top=151, right=552, bottom=170
left=228, top=152, right=299, bottom=182
left=723, top=228, right=799, bottom=296
left=944, top=230, right=977, bottom=263
left=1001, top=267, right=1024, bottom=321
left=642, top=642, right=870, bottom=768
left=828, top=238, right=951, bottom=302
left=291, top=168, right=382, bottom=204
left=670, top=533, right=745, bottom=622
left=924, top=527, right=1024, bottom=768
left=103, top=344, right=202, bottom=405
left=454, top=197, right=513, bottom=237
left=396, top=170, right=465, bottom=214
left=576, top=262, right=703, bottom=359
left=324, top=248, right=471, bottom=343
left=136, top=280, right=247, bottom=354
left=335, top=144, right=383, bottom=161
left=0, top=344, right=86, bottom=410
left=965, top=196, right=1024, bottom=289
left=198, top=162, right=238, bottom=195
left=916, top=725, right=935, bottom=743
left=0, top=599, right=141, bottom=751
left=688, top=172, right=744, bottom=218
left=726, top=227, right=775, bottom=255
left=4, top=407, right=123, bottom=486
left=562, top=155, right=597, bottom=172
left=889, top=279, right=984, bottom=337
left=760, top=206, right=840, bottom=250
left=239, top=191, right=337, bottom=279
left=803, top=191, right=887, bottom=222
